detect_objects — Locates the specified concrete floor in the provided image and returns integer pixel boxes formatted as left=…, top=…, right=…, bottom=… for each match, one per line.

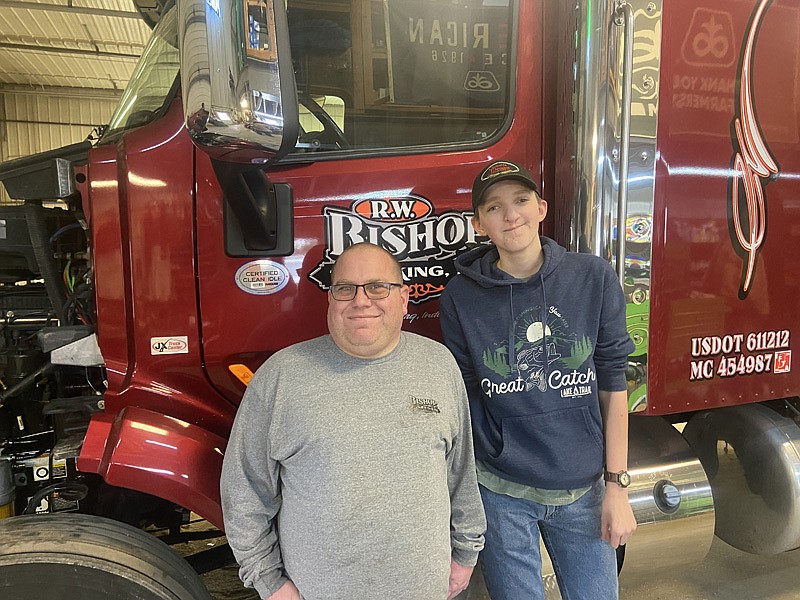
left=618, top=537, right=800, bottom=600
left=178, top=526, right=800, bottom=600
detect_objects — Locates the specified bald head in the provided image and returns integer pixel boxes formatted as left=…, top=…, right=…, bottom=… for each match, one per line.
left=330, top=243, right=403, bottom=284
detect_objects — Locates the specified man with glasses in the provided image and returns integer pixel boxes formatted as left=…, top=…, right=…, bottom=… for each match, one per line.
left=221, top=242, right=486, bottom=600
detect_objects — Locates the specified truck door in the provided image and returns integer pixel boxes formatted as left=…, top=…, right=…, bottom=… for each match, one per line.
left=191, top=0, right=540, bottom=403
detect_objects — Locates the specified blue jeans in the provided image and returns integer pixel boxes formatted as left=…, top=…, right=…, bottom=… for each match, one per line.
left=478, top=479, right=618, bottom=600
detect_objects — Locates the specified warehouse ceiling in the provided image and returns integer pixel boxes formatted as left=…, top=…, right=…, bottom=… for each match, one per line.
left=0, top=0, right=159, bottom=93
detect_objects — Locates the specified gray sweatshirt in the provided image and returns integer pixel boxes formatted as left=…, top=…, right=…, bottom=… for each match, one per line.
left=220, top=332, right=486, bottom=600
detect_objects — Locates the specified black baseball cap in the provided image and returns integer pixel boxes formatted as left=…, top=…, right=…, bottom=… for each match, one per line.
left=472, top=160, right=539, bottom=210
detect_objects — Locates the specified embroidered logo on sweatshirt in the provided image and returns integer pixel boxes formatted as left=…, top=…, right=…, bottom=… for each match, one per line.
left=410, top=395, right=441, bottom=414
left=481, top=304, right=596, bottom=398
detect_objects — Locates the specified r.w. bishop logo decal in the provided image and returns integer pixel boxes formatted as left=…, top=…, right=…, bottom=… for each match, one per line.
left=308, top=195, right=483, bottom=304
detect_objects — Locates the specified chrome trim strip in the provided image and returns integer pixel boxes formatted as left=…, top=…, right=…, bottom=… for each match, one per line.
left=614, top=1, right=634, bottom=283
left=570, top=0, right=661, bottom=412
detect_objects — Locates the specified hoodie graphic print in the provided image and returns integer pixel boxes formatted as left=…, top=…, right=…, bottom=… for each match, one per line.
left=482, top=304, right=595, bottom=398
left=440, top=237, right=635, bottom=490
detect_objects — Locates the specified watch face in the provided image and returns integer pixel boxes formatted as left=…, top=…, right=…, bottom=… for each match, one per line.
left=619, top=472, right=631, bottom=487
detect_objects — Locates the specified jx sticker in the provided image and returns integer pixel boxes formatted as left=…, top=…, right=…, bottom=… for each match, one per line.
left=151, top=336, right=189, bottom=355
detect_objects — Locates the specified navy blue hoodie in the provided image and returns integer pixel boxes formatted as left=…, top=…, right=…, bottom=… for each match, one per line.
left=440, top=237, right=634, bottom=490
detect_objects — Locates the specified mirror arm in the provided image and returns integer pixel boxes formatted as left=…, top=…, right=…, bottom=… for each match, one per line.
left=213, top=161, right=278, bottom=251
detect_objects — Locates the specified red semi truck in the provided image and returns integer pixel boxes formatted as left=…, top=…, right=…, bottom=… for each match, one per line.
left=1, top=0, right=799, bottom=597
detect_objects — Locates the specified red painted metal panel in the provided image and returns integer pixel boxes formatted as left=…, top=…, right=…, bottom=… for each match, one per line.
left=87, top=98, right=237, bottom=437
left=78, top=406, right=226, bottom=528
left=646, top=0, right=800, bottom=415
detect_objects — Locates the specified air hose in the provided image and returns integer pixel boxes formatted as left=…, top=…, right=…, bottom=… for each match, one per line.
left=23, top=482, right=89, bottom=515
left=23, top=202, right=68, bottom=324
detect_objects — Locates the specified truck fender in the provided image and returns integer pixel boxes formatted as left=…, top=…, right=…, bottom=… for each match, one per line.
left=78, top=406, right=226, bottom=529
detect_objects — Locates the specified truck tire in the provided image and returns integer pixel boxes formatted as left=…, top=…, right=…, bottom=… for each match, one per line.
left=0, top=513, right=212, bottom=600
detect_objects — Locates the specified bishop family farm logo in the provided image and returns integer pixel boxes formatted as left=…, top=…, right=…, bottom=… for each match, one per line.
left=308, top=195, right=482, bottom=304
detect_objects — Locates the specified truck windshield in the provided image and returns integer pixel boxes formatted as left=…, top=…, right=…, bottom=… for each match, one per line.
left=287, top=0, right=513, bottom=154
left=102, top=7, right=179, bottom=141
left=100, top=1, right=512, bottom=153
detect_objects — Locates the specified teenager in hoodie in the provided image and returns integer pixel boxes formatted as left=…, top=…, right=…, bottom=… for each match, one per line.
left=440, top=160, right=637, bottom=600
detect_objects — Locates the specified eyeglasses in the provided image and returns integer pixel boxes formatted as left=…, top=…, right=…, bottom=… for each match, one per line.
left=330, top=282, right=403, bottom=301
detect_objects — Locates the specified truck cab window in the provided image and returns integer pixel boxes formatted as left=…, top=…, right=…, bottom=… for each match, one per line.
left=287, top=0, right=513, bottom=154
left=297, top=93, right=349, bottom=150
left=103, top=7, right=180, bottom=142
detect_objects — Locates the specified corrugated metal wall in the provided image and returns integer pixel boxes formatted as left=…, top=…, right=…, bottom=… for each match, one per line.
left=0, top=88, right=120, bottom=204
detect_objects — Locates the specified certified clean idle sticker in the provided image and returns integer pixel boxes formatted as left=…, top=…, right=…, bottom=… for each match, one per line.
left=235, top=260, right=289, bottom=295
left=151, top=336, right=189, bottom=355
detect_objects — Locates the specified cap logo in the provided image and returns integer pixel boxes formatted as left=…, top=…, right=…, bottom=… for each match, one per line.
left=481, top=161, right=520, bottom=182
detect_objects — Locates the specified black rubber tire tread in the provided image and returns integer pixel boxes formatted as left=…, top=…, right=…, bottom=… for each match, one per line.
left=0, top=513, right=212, bottom=599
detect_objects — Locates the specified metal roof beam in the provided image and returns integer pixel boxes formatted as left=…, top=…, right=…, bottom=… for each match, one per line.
left=0, top=1, right=141, bottom=19
left=0, top=42, right=140, bottom=59
left=0, top=83, right=123, bottom=98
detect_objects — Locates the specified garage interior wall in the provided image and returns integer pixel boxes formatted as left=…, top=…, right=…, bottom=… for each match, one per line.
left=0, top=87, right=120, bottom=204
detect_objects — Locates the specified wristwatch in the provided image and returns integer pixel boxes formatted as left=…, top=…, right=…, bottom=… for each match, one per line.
left=604, top=469, right=631, bottom=488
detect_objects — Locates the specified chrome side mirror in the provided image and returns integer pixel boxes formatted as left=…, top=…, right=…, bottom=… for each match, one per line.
left=178, top=0, right=299, bottom=163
